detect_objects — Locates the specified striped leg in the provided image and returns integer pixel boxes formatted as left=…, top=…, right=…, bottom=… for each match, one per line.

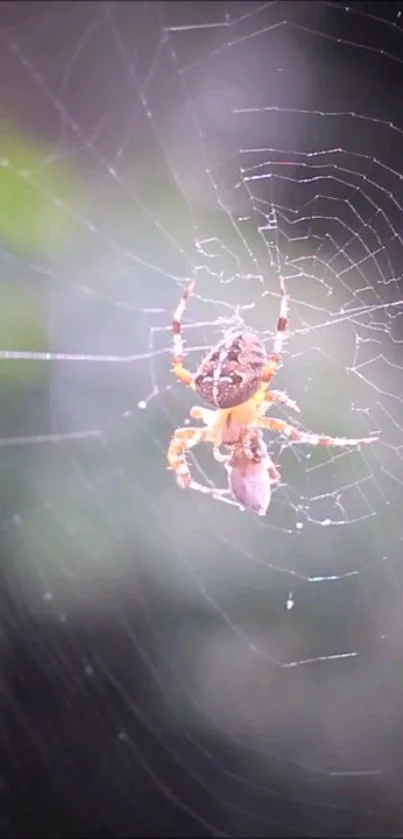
left=255, top=417, right=379, bottom=448
left=172, top=280, right=196, bottom=387
left=261, top=275, right=289, bottom=385
left=263, top=389, right=300, bottom=414
left=167, top=426, right=206, bottom=488
left=167, top=425, right=228, bottom=496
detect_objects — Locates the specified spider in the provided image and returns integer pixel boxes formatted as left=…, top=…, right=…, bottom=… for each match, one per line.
left=167, top=278, right=378, bottom=515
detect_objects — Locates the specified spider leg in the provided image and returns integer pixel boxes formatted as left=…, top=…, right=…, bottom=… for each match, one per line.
left=261, top=275, right=289, bottom=387
left=267, top=458, right=281, bottom=483
left=213, top=446, right=231, bottom=463
left=188, top=406, right=225, bottom=462
left=167, top=425, right=228, bottom=496
left=189, top=405, right=216, bottom=424
left=189, top=406, right=229, bottom=463
left=254, top=417, right=379, bottom=448
left=172, top=280, right=196, bottom=388
left=262, top=389, right=300, bottom=414
left=167, top=426, right=206, bottom=488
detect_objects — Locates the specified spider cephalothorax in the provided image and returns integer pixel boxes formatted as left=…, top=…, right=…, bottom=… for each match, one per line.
left=194, top=329, right=267, bottom=409
left=167, top=278, right=378, bottom=515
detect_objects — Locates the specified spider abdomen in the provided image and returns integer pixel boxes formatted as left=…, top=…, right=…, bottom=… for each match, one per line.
left=194, top=330, right=266, bottom=409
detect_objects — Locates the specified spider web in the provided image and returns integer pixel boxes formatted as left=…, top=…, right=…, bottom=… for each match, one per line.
left=1, top=2, right=403, bottom=836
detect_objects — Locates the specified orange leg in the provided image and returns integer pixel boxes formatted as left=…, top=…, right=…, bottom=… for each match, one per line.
left=255, top=417, right=379, bottom=448
left=189, top=405, right=216, bottom=424
left=167, top=426, right=227, bottom=496
left=167, top=426, right=205, bottom=487
left=172, top=363, right=194, bottom=387
left=261, top=359, right=279, bottom=383
left=189, top=406, right=224, bottom=462
left=262, top=389, right=300, bottom=414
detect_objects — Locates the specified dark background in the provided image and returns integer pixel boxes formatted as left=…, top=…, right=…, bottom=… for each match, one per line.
left=0, top=1, right=402, bottom=836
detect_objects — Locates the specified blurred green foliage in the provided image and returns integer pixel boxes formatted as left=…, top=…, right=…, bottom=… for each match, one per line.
left=0, top=123, right=75, bottom=257
left=0, top=124, right=78, bottom=385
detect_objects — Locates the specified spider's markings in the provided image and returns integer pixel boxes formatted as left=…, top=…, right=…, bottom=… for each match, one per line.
left=210, top=276, right=289, bottom=408
left=211, top=334, right=243, bottom=408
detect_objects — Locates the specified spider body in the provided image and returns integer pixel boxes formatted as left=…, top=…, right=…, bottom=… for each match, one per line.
left=194, top=329, right=267, bottom=409
left=196, top=395, right=264, bottom=447
left=167, top=278, right=378, bottom=515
